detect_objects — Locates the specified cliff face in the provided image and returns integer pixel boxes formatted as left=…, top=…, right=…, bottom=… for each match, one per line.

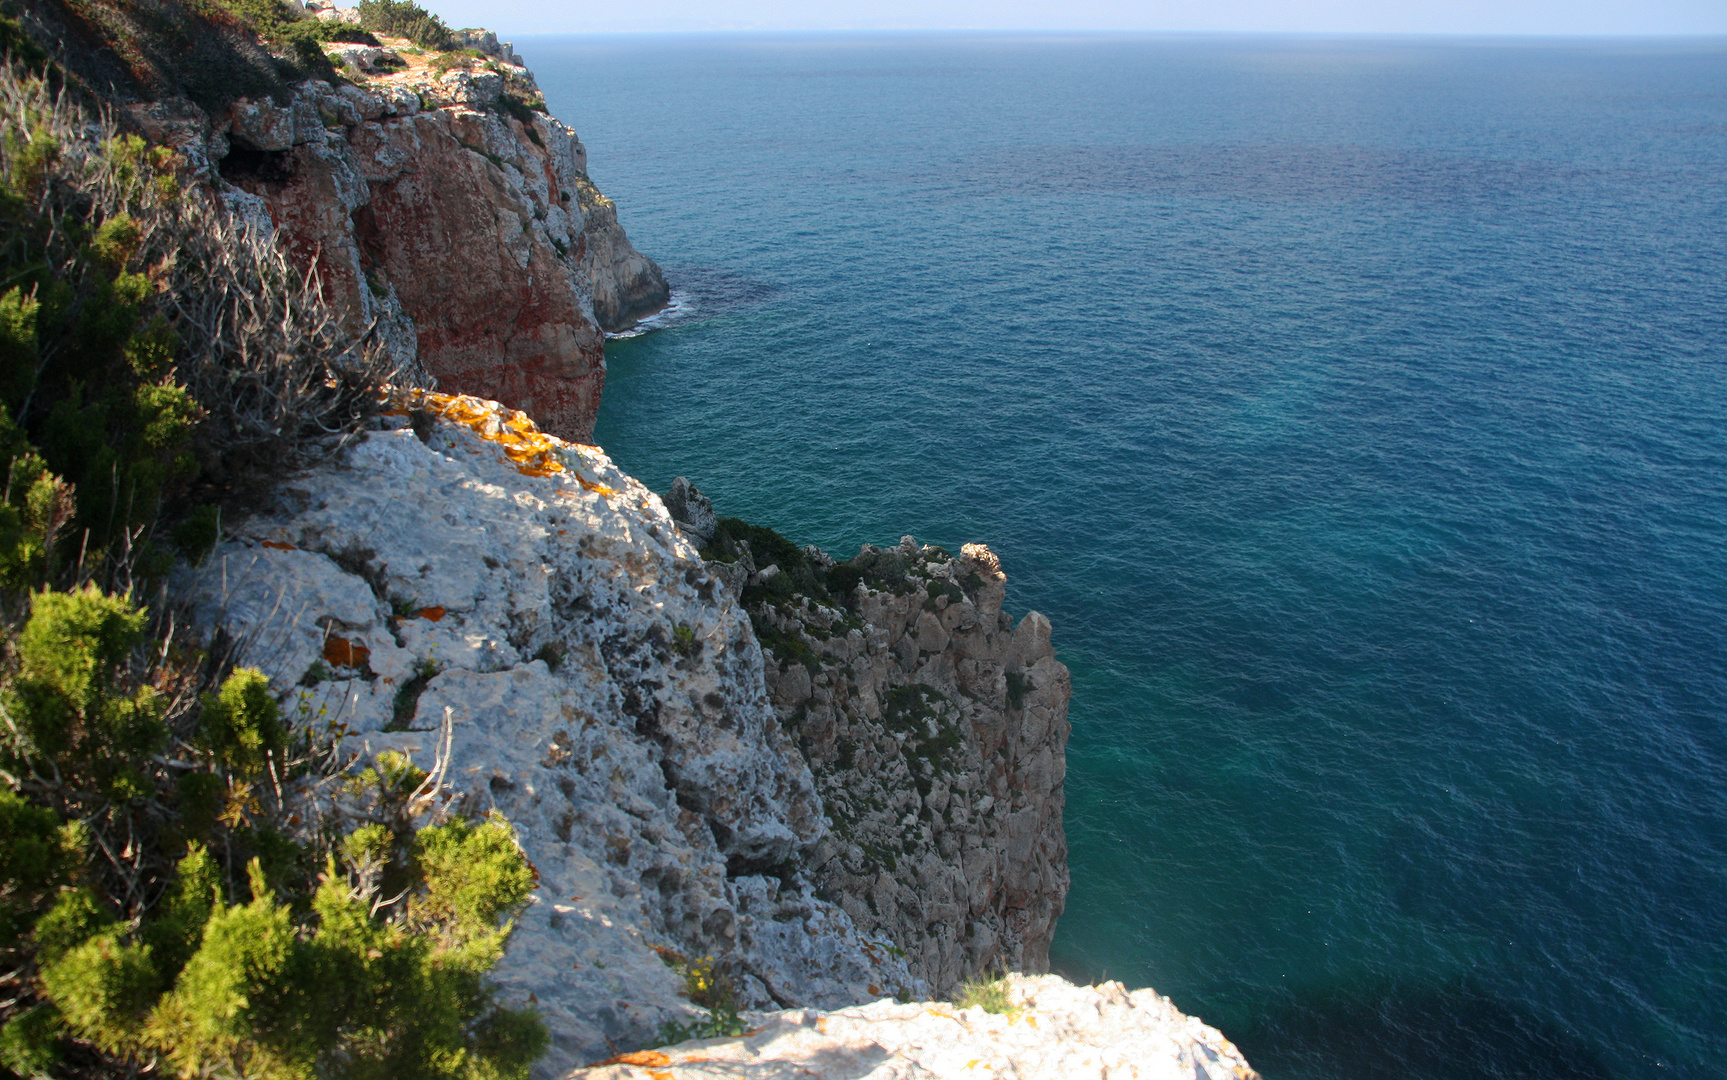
left=123, top=41, right=667, bottom=442
left=575, top=174, right=672, bottom=332
left=697, top=532, right=1071, bottom=995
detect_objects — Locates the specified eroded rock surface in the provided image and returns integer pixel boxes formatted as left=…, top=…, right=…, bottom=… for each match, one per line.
left=572, top=973, right=1260, bottom=1080
left=698, top=530, right=1071, bottom=995
left=176, top=396, right=914, bottom=1075
left=575, top=173, right=671, bottom=331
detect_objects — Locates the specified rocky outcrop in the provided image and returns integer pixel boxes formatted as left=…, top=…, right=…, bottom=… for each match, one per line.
left=573, top=973, right=1260, bottom=1080
left=126, top=44, right=666, bottom=441
left=176, top=395, right=920, bottom=1076
left=690, top=528, right=1070, bottom=995
left=576, top=173, right=671, bottom=331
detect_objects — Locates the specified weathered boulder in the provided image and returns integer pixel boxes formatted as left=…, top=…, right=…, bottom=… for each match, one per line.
left=663, top=476, right=717, bottom=546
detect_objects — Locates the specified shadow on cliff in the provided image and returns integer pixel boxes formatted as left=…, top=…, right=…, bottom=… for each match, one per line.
left=4, top=0, right=322, bottom=107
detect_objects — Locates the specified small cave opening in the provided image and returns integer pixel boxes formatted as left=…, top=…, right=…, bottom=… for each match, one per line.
left=219, top=146, right=297, bottom=185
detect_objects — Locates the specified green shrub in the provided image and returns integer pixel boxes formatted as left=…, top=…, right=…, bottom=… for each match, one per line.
left=0, top=53, right=543, bottom=1078
left=671, top=622, right=698, bottom=657
left=214, top=0, right=343, bottom=78
left=654, top=954, right=746, bottom=1045
left=357, top=0, right=453, bottom=49
left=429, top=46, right=486, bottom=76
left=0, top=589, right=547, bottom=1074
left=497, top=93, right=547, bottom=146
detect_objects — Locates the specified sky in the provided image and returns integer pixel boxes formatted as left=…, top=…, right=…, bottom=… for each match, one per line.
left=429, top=0, right=1727, bottom=38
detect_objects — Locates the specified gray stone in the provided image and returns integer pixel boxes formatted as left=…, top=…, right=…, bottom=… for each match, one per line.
left=175, top=398, right=917, bottom=1076
left=663, top=476, right=717, bottom=545
left=564, top=973, right=1257, bottom=1080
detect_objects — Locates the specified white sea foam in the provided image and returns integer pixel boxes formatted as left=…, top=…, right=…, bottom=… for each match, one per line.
left=606, top=287, right=694, bottom=339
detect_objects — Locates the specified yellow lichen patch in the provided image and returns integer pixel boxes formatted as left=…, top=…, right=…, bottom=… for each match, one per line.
left=414, top=392, right=567, bottom=478
left=409, top=392, right=618, bottom=493
left=576, top=473, right=618, bottom=497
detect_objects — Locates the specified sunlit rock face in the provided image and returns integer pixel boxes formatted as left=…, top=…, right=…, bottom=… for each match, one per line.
left=570, top=973, right=1261, bottom=1080
left=177, top=396, right=916, bottom=1076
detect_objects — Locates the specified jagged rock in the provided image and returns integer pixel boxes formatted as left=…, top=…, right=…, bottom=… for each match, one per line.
left=663, top=476, right=717, bottom=545
left=570, top=973, right=1260, bottom=1080
left=328, top=45, right=400, bottom=74
left=733, top=538, right=1070, bottom=994
left=577, top=174, right=671, bottom=331
left=175, top=396, right=917, bottom=1076
left=308, top=0, right=362, bottom=24
left=451, top=27, right=525, bottom=67
left=89, top=20, right=665, bottom=436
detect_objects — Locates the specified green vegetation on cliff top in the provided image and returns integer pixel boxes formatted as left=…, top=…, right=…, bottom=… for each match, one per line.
left=0, top=23, right=547, bottom=1077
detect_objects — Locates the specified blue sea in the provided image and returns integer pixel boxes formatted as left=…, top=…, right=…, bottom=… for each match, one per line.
left=525, top=33, right=1727, bottom=1080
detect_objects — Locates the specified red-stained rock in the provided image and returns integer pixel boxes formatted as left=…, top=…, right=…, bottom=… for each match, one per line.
left=354, top=116, right=605, bottom=442
left=218, top=75, right=658, bottom=444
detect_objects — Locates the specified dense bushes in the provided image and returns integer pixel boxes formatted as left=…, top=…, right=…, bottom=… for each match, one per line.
left=356, top=0, right=452, bottom=50
left=214, top=0, right=348, bottom=74
left=0, top=41, right=544, bottom=1079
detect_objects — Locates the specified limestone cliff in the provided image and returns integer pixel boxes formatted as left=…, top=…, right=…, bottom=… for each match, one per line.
left=117, top=32, right=667, bottom=442
left=176, top=396, right=921, bottom=1075
left=171, top=396, right=1243, bottom=1080
left=685, top=516, right=1071, bottom=995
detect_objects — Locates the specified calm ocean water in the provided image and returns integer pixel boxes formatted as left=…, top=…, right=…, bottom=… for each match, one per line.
left=525, top=33, right=1727, bottom=1079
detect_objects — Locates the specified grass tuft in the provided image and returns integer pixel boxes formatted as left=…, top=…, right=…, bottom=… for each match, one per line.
left=953, top=973, right=1017, bottom=1016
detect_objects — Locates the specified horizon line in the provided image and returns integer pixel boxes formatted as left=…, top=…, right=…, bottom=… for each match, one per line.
left=508, top=27, right=1727, bottom=41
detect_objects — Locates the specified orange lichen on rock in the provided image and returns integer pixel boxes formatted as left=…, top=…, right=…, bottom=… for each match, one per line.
left=261, top=540, right=297, bottom=551
left=418, top=392, right=568, bottom=478
left=416, top=606, right=446, bottom=622
left=592, top=1051, right=672, bottom=1068
left=410, top=392, right=616, bottom=494
left=575, top=473, right=617, bottom=497
left=323, top=634, right=371, bottom=670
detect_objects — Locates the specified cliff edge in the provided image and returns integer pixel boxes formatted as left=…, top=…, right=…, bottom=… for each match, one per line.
left=11, top=0, right=669, bottom=441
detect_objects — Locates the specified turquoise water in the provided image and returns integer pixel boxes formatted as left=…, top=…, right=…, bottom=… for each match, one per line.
left=526, top=34, right=1727, bottom=1079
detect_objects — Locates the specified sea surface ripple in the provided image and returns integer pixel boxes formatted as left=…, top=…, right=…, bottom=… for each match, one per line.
left=527, top=33, right=1727, bottom=1080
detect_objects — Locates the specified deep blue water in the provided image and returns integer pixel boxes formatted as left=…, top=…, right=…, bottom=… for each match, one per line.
left=525, top=33, right=1727, bottom=1080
